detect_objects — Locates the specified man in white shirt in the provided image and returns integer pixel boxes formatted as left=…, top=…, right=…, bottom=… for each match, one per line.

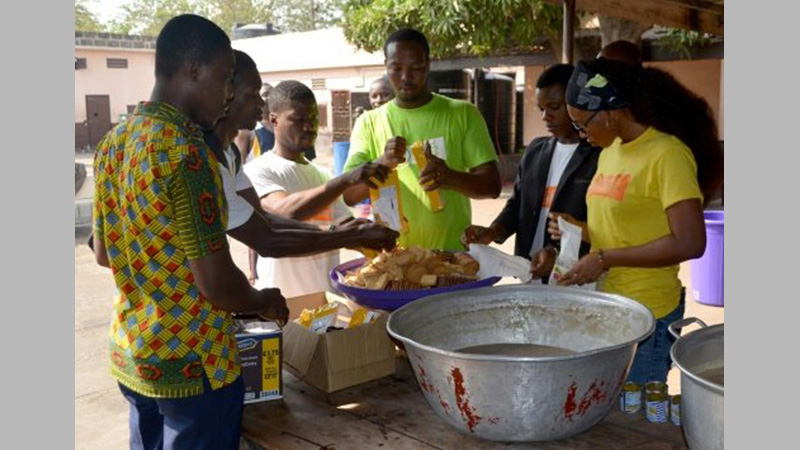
left=462, top=64, right=601, bottom=281
left=209, top=52, right=398, bottom=290
left=245, top=80, right=391, bottom=298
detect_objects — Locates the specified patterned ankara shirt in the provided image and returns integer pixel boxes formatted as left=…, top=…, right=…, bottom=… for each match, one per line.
left=93, top=101, right=239, bottom=398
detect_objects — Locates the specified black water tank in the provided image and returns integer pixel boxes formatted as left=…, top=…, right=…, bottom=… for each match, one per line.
left=428, top=69, right=472, bottom=101
left=476, top=71, right=516, bottom=155
left=516, top=87, right=525, bottom=152
left=232, top=23, right=281, bottom=40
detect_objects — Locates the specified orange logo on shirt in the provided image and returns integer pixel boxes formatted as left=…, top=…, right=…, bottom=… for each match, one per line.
left=587, top=174, right=632, bottom=201
left=542, top=186, right=556, bottom=208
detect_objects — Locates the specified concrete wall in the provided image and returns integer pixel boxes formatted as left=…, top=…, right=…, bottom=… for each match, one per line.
left=75, top=48, right=155, bottom=124
left=521, top=59, right=725, bottom=149
left=644, top=59, right=722, bottom=132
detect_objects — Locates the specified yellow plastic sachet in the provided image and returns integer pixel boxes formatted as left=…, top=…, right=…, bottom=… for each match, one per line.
left=410, top=141, right=445, bottom=212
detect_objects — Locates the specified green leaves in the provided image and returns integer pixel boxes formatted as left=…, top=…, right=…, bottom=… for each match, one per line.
left=83, top=0, right=342, bottom=37
left=654, top=28, right=715, bottom=60
left=75, top=0, right=103, bottom=32
left=341, top=0, right=562, bottom=59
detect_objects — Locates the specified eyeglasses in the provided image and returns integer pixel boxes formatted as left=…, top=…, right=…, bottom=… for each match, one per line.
left=571, top=111, right=600, bottom=134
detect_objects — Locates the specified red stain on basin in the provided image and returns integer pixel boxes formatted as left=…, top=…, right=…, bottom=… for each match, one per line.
left=451, top=367, right=483, bottom=432
left=440, top=399, right=451, bottom=413
left=577, top=380, right=607, bottom=415
left=563, top=382, right=578, bottom=420
left=563, top=379, right=610, bottom=420
left=415, top=360, right=452, bottom=415
left=416, top=364, right=435, bottom=393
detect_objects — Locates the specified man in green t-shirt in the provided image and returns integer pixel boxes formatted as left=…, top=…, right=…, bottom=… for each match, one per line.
left=342, top=29, right=501, bottom=251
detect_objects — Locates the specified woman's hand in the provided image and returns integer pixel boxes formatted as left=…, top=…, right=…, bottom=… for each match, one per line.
left=558, top=252, right=606, bottom=286
left=548, top=212, right=590, bottom=243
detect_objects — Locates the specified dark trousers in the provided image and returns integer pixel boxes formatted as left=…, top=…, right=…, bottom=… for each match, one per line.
left=118, top=376, right=244, bottom=450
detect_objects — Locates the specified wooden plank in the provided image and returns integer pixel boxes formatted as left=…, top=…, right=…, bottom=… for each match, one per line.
left=243, top=355, right=688, bottom=449
left=241, top=374, right=438, bottom=449
left=544, top=0, right=723, bottom=36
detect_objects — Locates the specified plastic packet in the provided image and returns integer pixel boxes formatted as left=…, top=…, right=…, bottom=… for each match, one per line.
left=348, top=308, right=381, bottom=329
left=298, top=303, right=342, bottom=334
left=467, top=243, right=532, bottom=283
left=409, top=141, right=445, bottom=212
left=548, top=217, right=595, bottom=290
left=369, top=171, right=409, bottom=233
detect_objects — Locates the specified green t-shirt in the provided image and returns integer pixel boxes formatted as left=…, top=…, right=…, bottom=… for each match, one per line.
left=344, top=93, right=497, bottom=250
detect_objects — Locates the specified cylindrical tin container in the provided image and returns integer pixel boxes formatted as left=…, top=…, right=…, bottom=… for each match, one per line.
left=671, top=395, right=681, bottom=426
left=619, top=381, right=642, bottom=414
left=645, top=392, right=669, bottom=423
left=645, top=381, right=668, bottom=394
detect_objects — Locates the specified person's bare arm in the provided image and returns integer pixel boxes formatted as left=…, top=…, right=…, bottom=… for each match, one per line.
left=342, top=183, right=370, bottom=206
left=239, top=187, right=318, bottom=231
left=561, top=199, right=706, bottom=286
left=259, top=163, right=388, bottom=221
left=420, top=158, right=502, bottom=199
left=248, top=247, right=258, bottom=285
left=343, top=136, right=407, bottom=206
left=188, top=250, right=288, bottom=322
left=227, top=211, right=398, bottom=258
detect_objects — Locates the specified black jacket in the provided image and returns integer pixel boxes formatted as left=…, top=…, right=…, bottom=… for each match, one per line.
left=495, top=136, right=600, bottom=259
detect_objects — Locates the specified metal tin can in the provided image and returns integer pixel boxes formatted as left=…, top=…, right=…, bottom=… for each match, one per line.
left=619, top=381, right=642, bottom=414
left=645, top=381, right=668, bottom=394
left=670, top=395, right=681, bottom=426
left=645, top=392, right=669, bottom=423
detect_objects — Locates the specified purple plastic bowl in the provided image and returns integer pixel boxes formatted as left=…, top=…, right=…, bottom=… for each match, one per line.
left=330, top=258, right=502, bottom=311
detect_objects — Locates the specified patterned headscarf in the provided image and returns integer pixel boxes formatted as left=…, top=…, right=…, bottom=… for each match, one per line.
left=566, top=60, right=631, bottom=111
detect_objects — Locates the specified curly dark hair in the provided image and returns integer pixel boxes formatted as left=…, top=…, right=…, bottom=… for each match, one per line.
left=584, top=58, right=724, bottom=202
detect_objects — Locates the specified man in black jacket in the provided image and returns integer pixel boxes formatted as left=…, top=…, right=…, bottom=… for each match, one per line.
left=462, top=64, right=600, bottom=281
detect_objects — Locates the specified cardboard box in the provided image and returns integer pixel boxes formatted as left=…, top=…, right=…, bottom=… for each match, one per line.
left=282, top=292, right=396, bottom=393
left=235, top=321, right=283, bottom=404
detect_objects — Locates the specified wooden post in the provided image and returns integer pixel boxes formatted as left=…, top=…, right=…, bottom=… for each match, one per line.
left=562, top=0, right=576, bottom=64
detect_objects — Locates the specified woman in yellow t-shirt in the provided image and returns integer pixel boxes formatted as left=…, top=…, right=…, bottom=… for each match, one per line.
left=556, top=58, right=723, bottom=384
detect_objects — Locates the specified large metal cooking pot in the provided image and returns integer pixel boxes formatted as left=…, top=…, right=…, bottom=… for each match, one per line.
left=387, top=285, right=655, bottom=441
left=669, top=318, right=724, bottom=450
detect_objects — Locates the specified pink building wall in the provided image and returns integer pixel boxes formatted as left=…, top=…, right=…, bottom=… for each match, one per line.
left=75, top=48, right=155, bottom=123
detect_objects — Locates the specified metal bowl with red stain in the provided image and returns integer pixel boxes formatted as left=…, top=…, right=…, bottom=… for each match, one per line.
left=386, top=285, right=655, bottom=442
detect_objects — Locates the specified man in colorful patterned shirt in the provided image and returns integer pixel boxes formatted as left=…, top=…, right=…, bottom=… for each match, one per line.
left=92, top=15, right=288, bottom=450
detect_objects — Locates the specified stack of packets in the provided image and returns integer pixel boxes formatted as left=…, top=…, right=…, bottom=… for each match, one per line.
left=282, top=292, right=397, bottom=393
left=297, top=302, right=381, bottom=334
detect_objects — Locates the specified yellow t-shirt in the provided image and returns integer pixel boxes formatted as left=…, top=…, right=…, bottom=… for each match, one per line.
left=587, top=127, right=702, bottom=318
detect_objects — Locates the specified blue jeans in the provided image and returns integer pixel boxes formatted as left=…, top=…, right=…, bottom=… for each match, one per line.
left=626, top=290, right=686, bottom=385
left=118, top=375, right=244, bottom=450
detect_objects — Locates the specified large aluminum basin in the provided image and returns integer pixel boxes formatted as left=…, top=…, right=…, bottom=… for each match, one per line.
left=670, top=320, right=724, bottom=450
left=387, top=285, right=655, bottom=442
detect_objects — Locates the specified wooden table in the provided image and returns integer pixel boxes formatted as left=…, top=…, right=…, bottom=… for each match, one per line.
left=241, top=356, right=688, bottom=449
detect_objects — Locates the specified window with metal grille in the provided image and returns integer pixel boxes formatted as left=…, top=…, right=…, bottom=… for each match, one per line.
left=107, top=58, right=128, bottom=69
left=75, top=58, right=87, bottom=70
left=311, top=78, right=326, bottom=90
